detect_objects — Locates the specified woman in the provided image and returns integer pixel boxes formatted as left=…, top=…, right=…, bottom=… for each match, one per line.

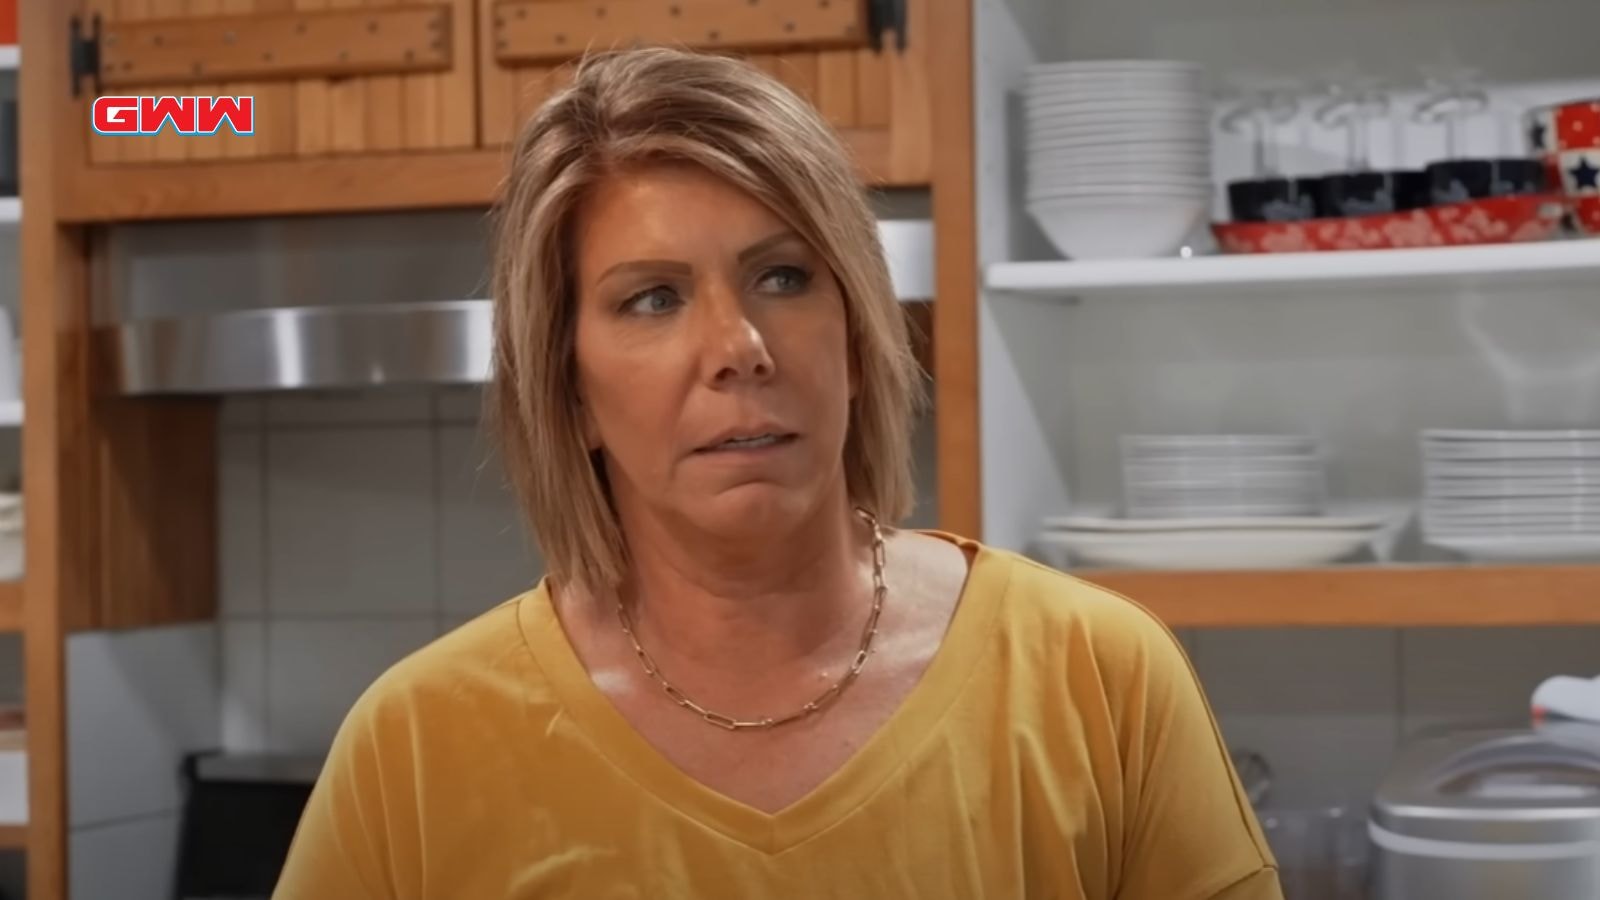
left=275, top=47, right=1283, bottom=900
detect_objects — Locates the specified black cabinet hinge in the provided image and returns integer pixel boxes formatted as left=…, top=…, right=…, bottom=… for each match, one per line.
left=69, top=14, right=102, bottom=99
left=867, top=0, right=908, bottom=53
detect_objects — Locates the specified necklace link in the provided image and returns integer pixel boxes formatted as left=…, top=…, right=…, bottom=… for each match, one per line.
left=617, top=508, right=888, bottom=732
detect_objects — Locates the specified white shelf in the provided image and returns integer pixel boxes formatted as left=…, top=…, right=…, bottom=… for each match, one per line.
left=986, top=239, right=1600, bottom=300
left=0, top=402, right=20, bottom=428
left=0, top=46, right=16, bottom=72
left=0, top=198, right=20, bottom=226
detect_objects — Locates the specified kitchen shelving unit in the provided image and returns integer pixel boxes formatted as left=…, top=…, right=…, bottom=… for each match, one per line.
left=929, top=0, right=1600, bottom=630
left=986, top=239, right=1600, bottom=299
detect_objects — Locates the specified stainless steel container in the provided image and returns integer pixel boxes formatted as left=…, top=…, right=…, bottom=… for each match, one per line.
left=1370, top=727, right=1600, bottom=900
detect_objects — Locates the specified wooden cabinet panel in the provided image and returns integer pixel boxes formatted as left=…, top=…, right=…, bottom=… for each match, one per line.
left=478, top=0, right=931, bottom=186
left=83, top=0, right=478, bottom=164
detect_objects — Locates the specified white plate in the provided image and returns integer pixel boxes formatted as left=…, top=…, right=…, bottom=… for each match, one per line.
left=1423, top=429, right=1600, bottom=441
left=1424, top=497, right=1600, bottom=514
left=1423, top=534, right=1600, bottom=562
left=1033, top=528, right=1377, bottom=570
left=1424, top=481, right=1600, bottom=499
left=1043, top=511, right=1392, bottom=532
left=1424, top=460, right=1600, bottom=478
left=1424, top=444, right=1600, bottom=462
left=1121, top=434, right=1320, bottom=452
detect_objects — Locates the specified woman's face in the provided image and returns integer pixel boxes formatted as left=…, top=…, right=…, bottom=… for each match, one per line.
left=571, top=163, right=855, bottom=537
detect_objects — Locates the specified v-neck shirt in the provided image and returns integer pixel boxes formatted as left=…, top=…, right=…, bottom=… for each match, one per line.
left=275, top=532, right=1282, bottom=900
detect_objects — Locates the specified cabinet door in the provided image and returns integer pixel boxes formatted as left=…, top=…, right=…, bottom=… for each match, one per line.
left=82, top=0, right=477, bottom=165
left=478, top=0, right=930, bottom=186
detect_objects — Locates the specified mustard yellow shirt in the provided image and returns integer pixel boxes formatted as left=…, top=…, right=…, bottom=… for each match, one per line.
left=275, top=532, right=1282, bottom=899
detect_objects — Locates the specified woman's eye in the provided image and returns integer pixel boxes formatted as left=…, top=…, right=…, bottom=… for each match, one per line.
left=623, top=286, right=680, bottom=316
left=756, top=265, right=812, bottom=294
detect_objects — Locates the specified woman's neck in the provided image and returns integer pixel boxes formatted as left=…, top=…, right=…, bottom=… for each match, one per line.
left=610, top=493, right=876, bottom=679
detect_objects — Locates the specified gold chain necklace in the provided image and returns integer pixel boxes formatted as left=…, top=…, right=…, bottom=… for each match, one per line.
left=616, top=508, right=888, bottom=732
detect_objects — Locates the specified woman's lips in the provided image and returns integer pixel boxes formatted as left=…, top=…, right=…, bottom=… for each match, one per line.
left=694, top=433, right=800, bottom=454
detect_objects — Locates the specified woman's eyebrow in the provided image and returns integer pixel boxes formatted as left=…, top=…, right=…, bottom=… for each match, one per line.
left=737, top=231, right=804, bottom=263
left=597, top=259, right=693, bottom=284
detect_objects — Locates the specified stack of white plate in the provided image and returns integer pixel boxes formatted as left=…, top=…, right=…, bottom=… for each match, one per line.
left=1033, top=509, right=1395, bottom=571
left=1422, top=429, right=1600, bottom=562
left=1028, top=434, right=1386, bottom=571
left=1120, top=434, right=1327, bottom=520
left=1024, top=60, right=1213, bottom=260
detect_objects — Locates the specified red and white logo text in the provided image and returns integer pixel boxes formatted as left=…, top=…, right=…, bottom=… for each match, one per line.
left=91, top=96, right=255, bottom=136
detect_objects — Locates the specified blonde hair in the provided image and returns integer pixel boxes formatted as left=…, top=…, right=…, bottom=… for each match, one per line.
left=488, top=46, right=924, bottom=594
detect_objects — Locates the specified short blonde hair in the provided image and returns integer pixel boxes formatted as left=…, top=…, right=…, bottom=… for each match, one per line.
left=488, top=47, right=924, bottom=594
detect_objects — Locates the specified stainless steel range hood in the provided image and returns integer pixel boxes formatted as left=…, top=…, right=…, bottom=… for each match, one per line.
left=101, top=219, right=934, bottom=396
left=105, top=300, right=494, bottom=395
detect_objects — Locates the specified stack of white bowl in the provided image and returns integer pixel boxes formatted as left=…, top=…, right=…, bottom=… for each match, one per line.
left=1024, top=60, right=1214, bottom=260
left=1421, top=429, right=1600, bottom=562
left=1120, top=434, right=1327, bottom=520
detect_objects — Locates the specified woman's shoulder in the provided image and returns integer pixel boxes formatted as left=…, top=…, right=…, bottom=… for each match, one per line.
left=930, top=529, right=1187, bottom=670
left=340, top=588, right=547, bottom=734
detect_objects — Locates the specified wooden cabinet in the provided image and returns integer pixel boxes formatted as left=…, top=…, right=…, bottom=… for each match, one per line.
left=80, top=0, right=478, bottom=163
left=479, top=0, right=930, bottom=185
left=60, top=0, right=929, bottom=221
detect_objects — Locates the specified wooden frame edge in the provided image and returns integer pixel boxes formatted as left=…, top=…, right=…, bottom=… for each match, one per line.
left=21, top=0, right=77, bottom=893
left=1079, top=565, right=1600, bottom=628
left=928, top=0, right=981, bottom=538
left=58, top=130, right=917, bottom=223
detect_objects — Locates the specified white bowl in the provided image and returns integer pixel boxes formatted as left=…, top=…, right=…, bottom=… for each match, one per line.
left=1030, top=168, right=1212, bottom=184
left=1026, top=91, right=1208, bottom=107
left=1029, top=146, right=1211, bottom=162
left=1026, top=110, right=1212, bottom=128
left=1026, top=86, right=1208, bottom=102
left=1028, top=196, right=1208, bottom=260
left=1027, top=185, right=1213, bottom=205
left=1027, top=135, right=1212, bottom=152
left=1030, top=162, right=1212, bottom=180
left=1025, top=95, right=1210, bottom=113
left=1028, top=60, right=1203, bottom=75
left=1027, top=141, right=1211, bottom=157
left=1029, top=127, right=1212, bottom=147
left=1028, top=123, right=1212, bottom=143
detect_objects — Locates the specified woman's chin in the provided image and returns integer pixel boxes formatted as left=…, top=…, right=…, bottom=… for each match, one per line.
left=683, top=486, right=820, bottom=537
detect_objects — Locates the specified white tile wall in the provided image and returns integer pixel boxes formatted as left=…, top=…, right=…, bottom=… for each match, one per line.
left=67, top=625, right=220, bottom=828
left=1194, top=629, right=1401, bottom=809
left=1181, top=625, right=1600, bottom=811
left=438, top=425, right=543, bottom=616
left=218, top=431, right=265, bottom=617
left=220, top=621, right=269, bottom=753
left=219, top=390, right=535, bottom=757
left=266, top=388, right=434, bottom=427
left=69, top=813, right=181, bottom=900
left=1401, top=626, right=1600, bottom=738
left=266, top=427, right=436, bottom=617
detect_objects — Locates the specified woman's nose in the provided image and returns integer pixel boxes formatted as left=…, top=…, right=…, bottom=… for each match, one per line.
left=699, top=285, right=775, bottom=384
